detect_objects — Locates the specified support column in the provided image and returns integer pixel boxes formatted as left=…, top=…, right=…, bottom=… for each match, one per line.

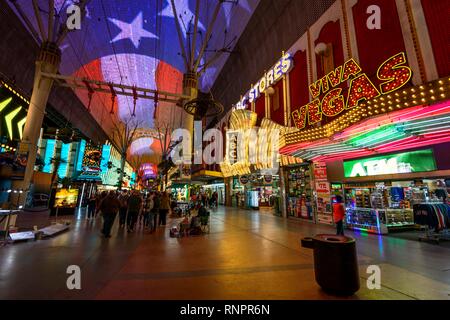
left=225, top=177, right=232, bottom=207
left=13, top=42, right=61, bottom=206
left=182, top=71, right=198, bottom=135
left=279, top=166, right=288, bottom=218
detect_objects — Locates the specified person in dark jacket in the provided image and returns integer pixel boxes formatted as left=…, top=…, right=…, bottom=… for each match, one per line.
left=127, top=190, right=142, bottom=233
left=98, top=191, right=120, bottom=238
left=118, top=190, right=129, bottom=228
left=87, top=194, right=97, bottom=220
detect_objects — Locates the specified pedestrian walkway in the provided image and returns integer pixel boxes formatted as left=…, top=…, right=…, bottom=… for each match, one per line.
left=0, top=207, right=449, bottom=300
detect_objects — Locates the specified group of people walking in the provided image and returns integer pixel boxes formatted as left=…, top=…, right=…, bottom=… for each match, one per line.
left=190, top=191, right=219, bottom=209
left=88, top=190, right=171, bottom=238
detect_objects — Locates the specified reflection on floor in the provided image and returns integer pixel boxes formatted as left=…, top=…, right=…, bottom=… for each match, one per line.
left=0, top=206, right=449, bottom=300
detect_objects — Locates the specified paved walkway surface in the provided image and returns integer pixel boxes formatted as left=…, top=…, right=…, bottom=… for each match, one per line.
left=1, top=206, right=449, bottom=300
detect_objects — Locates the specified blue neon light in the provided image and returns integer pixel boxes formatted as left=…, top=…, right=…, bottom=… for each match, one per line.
left=43, top=139, right=55, bottom=173
left=76, top=139, right=86, bottom=172
left=57, top=143, right=70, bottom=178
left=100, top=144, right=111, bottom=173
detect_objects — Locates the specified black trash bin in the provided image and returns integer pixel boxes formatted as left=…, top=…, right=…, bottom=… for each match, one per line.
left=301, top=234, right=360, bottom=295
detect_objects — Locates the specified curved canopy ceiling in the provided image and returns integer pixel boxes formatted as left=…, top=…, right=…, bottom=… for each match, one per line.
left=10, top=0, right=260, bottom=165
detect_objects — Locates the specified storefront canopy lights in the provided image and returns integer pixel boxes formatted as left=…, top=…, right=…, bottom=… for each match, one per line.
left=287, top=108, right=450, bottom=161
left=285, top=77, right=450, bottom=145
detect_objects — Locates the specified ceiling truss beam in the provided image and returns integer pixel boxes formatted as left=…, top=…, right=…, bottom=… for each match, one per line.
left=41, top=72, right=190, bottom=105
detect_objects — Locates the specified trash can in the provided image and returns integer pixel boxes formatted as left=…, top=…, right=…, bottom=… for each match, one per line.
left=301, top=234, right=360, bottom=295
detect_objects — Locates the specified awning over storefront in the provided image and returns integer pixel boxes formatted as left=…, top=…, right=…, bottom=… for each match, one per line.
left=191, top=170, right=224, bottom=182
left=281, top=78, right=450, bottom=162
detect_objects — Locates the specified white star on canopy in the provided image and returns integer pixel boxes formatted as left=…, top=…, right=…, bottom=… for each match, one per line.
left=109, top=12, right=158, bottom=48
left=160, top=0, right=206, bottom=36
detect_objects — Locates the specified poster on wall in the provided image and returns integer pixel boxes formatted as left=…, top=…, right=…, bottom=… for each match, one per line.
left=315, top=181, right=333, bottom=225
left=313, top=162, right=328, bottom=180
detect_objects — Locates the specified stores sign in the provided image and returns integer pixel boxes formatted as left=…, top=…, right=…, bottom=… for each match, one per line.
left=234, top=52, right=293, bottom=110
left=292, top=52, right=412, bottom=129
left=343, top=149, right=436, bottom=178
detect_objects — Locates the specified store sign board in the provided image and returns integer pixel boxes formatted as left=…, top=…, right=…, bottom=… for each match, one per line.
left=315, top=181, right=331, bottom=193
left=227, top=131, right=239, bottom=164
left=234, top=53, right=293, bottom=110
left=331, top=183, right=342, bottom=190
left=291, top=52, right=412, bottom=130
left=344, top=149, right=437, bottom=178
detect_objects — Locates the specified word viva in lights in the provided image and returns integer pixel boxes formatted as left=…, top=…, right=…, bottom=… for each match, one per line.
left=291, top=52, right=412, bottom=129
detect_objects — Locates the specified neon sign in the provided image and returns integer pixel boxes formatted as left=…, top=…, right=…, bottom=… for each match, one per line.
left=292, top=52, right=412, bottom=129
left=343, top=149, right=436, bottom=178
left=234, top=52, right=293, bottom=110
left=0, top=84, right=28, bottom=141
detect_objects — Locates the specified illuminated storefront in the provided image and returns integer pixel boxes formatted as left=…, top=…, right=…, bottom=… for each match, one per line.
left=221, top=109, right=283, bottom=211
left=272, top=0, right=450, bottom=230
left=219, top=0, right=450, bottom=228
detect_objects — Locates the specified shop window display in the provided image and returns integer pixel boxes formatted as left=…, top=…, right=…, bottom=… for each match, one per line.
left=343, top=179, right=450, bottom=234
left=232, top=175, right=280, bottom=210
left=286, top=165, right=314, bottom=220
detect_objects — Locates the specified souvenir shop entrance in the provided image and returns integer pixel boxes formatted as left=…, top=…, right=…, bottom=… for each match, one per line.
left=325, top=148, right=450, bottom=240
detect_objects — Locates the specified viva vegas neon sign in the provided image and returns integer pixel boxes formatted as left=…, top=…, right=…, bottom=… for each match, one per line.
left=234, top=52, right=293, bottom=110
left=291, top=52, right=412, bottom=129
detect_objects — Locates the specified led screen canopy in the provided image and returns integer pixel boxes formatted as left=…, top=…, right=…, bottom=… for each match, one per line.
left=9, top=0, right=260, bottom=159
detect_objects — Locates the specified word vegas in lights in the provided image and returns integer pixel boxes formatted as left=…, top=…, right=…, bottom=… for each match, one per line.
left=291, top=52, right=412, bottom=129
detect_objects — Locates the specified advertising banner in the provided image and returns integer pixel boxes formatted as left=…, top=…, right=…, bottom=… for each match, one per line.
left=315, top=181, right=333, bottom=225
left=313, top=162, right=328, bottom=180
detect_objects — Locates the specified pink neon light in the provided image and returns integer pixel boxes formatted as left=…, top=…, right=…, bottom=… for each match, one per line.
left=379, top=136, right=450, bottom=152
left=315, top=131, right=450, bottom=162
left=374, top=136, right=420, bottom=152
left=282, top=100, right=450, bottom=157
left=314, top=150, right=374, bottom=162
left=338, top=103, right=450, bottom=141
left=396, top=102, right=450, bottom=122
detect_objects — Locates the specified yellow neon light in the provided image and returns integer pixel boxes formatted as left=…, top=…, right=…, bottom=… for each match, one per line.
left=5, top=106, right=22, bottom=139
left=0, top=97, right=12, bottom=113
left=17, top=117, right=27, bottom=140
